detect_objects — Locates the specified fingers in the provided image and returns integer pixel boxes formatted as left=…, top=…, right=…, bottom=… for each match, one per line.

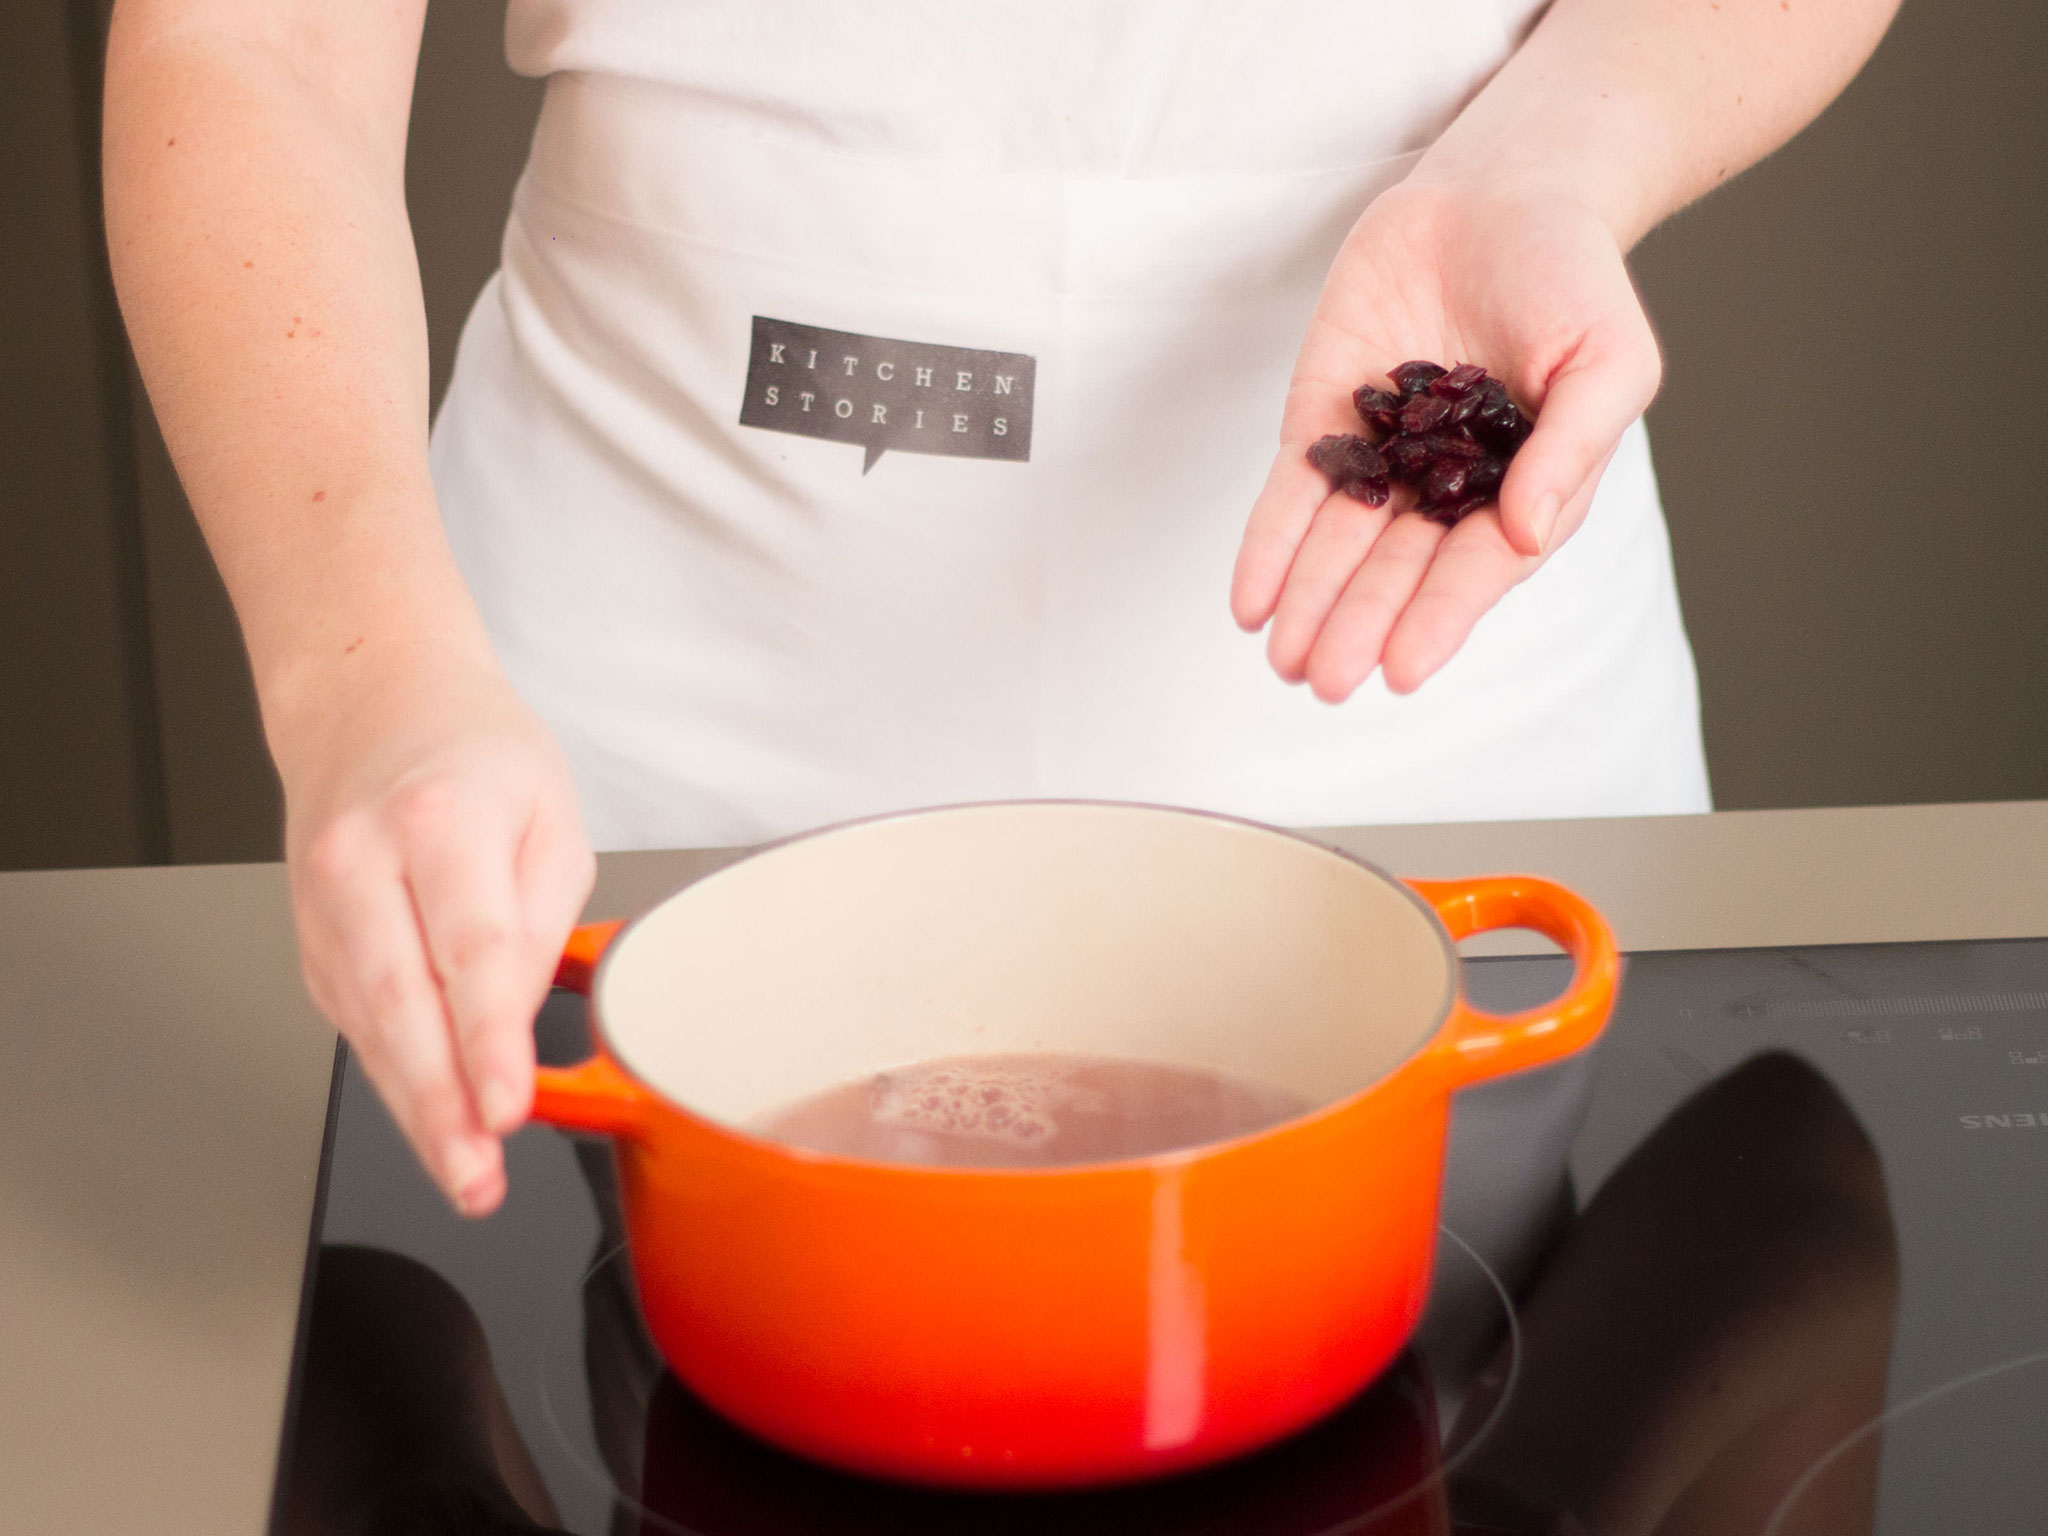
left=1265, top=487, right=1397, bottom=682
left=1378, top=509, right=1537, bottom=693
left=1498, top=322, right=1659, bottom=558
left=1231, top=375, right=1377, bottom=631
left=401, top=784, right=554, bottom=1140
left=1378, top=438, right=1610, bottom=692
left=1301, top=512, right=1447, bottom=702
left=291, top=733, right=594, bottom=1219
left=297, top=820, right=507, bottom=1215
left=1233, top=452, right=1339, bottom=632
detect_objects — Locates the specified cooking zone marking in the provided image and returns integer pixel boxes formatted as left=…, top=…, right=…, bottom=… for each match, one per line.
left=1748, top=991, right=2048, bottom=1020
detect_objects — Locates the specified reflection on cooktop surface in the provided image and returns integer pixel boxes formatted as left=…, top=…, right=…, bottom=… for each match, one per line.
left=542, top=1237, right=1505, bottom=1536
left=288, top=939, right=2048, bottom=1536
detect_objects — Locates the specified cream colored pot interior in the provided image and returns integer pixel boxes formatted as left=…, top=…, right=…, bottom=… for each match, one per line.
left=595, top=804, right=1454, bottom=1129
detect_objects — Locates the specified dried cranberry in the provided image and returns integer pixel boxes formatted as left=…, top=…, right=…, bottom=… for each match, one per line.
left=1468, top=379, right=1533, bottom=453
left=1352, top=384, right=1404, bottom=435
left=1419, top=460, right=1471, bottom=505
left=1473, top=376, right=1513, bottom=412
left=1306, top=434, right=1391, bottom=506
left=1352, top=385, right=1401, bottom=418
left=1397, top=393, right=1454, bottom=433
left=1307, top=434, right=1369, bottom=479
left=1383, top=435, right=1435, bottom=477
left=1429, top=363, right=1489, bottom=398
left=1389, top=360, right=1449, bottom=396
left=1442, top=390, right=1481, bottom=426
left=1474, top=414, right=1533, bottom=456
left=1410, top=431, right=1487, bottom=463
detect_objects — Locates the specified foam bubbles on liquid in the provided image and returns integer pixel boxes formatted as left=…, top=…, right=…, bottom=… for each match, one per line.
left=868, top=1060, right=1103, bottom=1148
left=757, top=1052, right=1314, bottom=1168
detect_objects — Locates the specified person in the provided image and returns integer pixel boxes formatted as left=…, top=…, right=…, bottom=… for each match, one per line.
left=104, top=0, right=1900, bottom=1214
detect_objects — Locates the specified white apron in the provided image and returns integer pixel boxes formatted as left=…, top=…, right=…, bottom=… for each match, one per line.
left=431, top=1, right=1712, bottom=852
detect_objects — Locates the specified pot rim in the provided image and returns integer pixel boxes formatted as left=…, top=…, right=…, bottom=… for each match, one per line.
left=579, top=798, right=1465, bottom=1178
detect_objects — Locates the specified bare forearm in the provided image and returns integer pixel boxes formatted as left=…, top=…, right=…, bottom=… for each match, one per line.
left=107, top=9, right=591, bottom=1219
left=1415, top=0, right=1902, bottom=247
left=104, top=2, right=492, bottom=766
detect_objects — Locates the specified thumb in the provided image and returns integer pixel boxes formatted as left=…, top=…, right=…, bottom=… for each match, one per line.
left=1500, top=322, right=1661, bottom=558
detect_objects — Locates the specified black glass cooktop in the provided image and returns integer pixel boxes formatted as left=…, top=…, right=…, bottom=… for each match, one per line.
left=278, top=939, right=2048, bottom=1536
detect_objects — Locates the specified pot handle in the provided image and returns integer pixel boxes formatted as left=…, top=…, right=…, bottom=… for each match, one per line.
left=529, top=920, right=651, bottom=1139
left=1405, top=875, right=1620, bottom=1089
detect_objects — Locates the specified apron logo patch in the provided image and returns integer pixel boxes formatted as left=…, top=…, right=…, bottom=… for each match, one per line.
left=739, top=316, right=1035, bottom=474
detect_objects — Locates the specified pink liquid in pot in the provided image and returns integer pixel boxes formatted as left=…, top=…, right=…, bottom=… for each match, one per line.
left=754, top=1053, right=1313, bottom=1168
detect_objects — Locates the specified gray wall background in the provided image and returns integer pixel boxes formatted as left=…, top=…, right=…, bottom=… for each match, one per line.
left=3, top=0, right=2043, bottom=871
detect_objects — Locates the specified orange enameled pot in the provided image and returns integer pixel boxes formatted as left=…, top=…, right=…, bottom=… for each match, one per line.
left=529, top=803, right=1617, bottom=1489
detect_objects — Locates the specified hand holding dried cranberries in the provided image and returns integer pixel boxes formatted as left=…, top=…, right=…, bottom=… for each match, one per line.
left=1309, top=361, right=1531, bottom=526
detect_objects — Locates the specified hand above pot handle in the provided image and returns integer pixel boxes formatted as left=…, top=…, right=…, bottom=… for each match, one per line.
left=1404, top=875, right=1620, bottom=1089
left=529, top=919, right=654, bottom=1138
